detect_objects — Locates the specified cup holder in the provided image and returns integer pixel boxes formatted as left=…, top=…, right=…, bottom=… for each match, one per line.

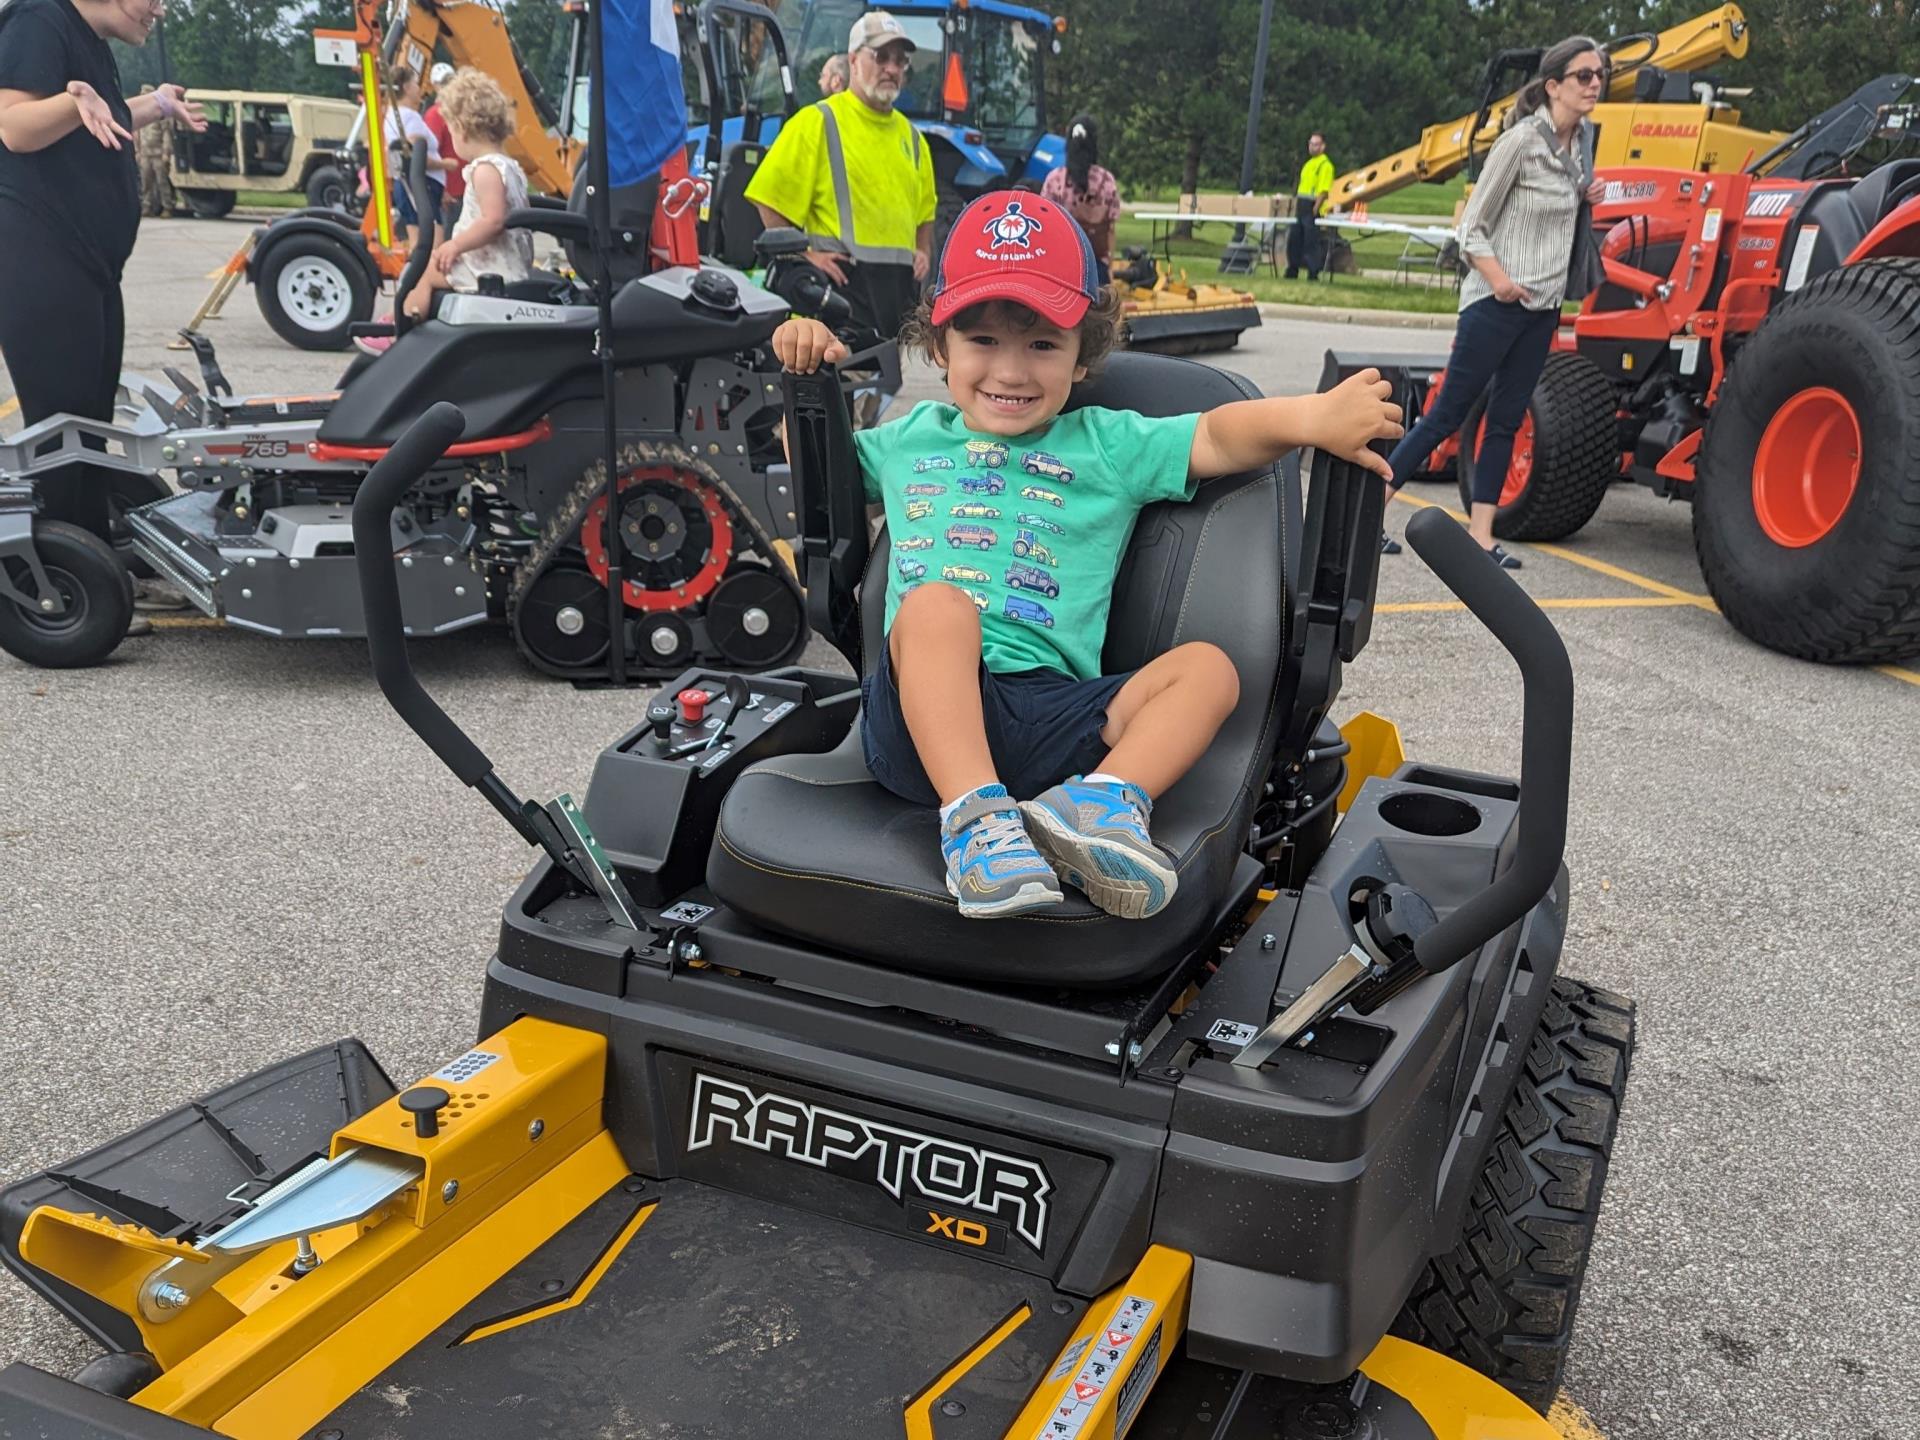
left=1378, top=789, right=1481, bottom=837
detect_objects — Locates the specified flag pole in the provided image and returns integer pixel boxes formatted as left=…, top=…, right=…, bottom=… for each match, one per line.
left=590, top=0, right=627, bottom=684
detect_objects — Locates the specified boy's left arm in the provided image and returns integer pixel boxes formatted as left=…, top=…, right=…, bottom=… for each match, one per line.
left=1188, top=368, right=1403, bottom=482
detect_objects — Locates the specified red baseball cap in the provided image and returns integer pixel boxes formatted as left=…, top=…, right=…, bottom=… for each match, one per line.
left=930, top=191, right=1102, bottom=329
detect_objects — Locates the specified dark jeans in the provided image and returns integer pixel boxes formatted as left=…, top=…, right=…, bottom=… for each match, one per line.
left=1387, top=296, right=1558, bottom=505
left=0, top=208, right=124, bottom=533
left=1286, top=201, right=1322, bottom=278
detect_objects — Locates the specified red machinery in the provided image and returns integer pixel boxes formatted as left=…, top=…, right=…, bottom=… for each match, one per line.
left=1354, top=74, right=1920, bottom=664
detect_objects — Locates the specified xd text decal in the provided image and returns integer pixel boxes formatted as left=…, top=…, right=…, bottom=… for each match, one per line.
left=687, top=1073, right=1054, bottom=1252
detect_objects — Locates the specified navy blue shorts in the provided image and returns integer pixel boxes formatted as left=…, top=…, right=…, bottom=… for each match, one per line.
left=860, top=638, right=1134, bottom=807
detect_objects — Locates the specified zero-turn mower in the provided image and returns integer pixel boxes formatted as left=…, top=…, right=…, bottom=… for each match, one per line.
left=0, top=351, right=1633, bottom=1439
left=1112, top=248, right=1263, bottom=356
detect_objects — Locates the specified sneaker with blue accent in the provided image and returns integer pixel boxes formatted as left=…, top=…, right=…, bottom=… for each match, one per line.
left=1019, top=778, right=1178, bottom=920
left=941, top=784, right=1063, bottom=919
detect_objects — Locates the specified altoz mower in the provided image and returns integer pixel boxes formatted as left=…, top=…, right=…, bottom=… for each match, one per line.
left=0, top=353, right=1634, bottom=1439
left=1334, top=73, right=1920, bottom=665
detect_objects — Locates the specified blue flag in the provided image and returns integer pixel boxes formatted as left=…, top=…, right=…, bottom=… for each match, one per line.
left=603, top=0, right=688, bottom=188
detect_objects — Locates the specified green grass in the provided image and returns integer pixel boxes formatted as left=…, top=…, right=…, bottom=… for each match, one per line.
left=236, top=191, right=303, bottom=209
left=1113, top=215, right=1459, bottom=315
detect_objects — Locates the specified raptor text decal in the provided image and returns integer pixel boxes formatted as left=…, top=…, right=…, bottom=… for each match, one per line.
left=687, top=1073, right=1054, bottom=1252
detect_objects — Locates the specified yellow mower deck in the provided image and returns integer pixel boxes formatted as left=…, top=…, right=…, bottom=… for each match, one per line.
left=19, top=1018, right=1558, bottom=1440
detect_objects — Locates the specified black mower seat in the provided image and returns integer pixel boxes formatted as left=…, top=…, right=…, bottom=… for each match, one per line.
left=709, top=354, right=1292, bottom=988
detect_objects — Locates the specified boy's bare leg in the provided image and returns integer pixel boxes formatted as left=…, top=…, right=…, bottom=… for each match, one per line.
left=890, top=584, right=997, bottom=803
left=1094, top=642, right=1241, bottom=798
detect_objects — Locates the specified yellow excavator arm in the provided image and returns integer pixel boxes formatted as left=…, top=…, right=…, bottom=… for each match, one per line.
left=380, top=0, right=578, bottom=196
left=1324, top=2, right=1754, bottom=211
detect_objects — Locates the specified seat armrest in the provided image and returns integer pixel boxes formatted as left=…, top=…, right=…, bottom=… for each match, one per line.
left=782, top=367, right=870, bottom=670
left=505, top=207, right=591, bottom=243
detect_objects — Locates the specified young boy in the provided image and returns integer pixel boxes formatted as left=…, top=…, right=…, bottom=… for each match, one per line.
left=773, top=191, right=1402, bottom=921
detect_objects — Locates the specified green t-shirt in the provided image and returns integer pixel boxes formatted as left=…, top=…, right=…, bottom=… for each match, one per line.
left=854, top=401, right=1201, bottom=680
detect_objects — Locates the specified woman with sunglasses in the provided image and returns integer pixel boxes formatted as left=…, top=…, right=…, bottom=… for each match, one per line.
left=0, top=0, right=205, bottom=621
left=1380, top=35, right=1608, bottom=568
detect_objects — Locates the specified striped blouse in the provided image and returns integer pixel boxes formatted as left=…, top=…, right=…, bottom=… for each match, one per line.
left=1457, top=113, right=1592, bottom=313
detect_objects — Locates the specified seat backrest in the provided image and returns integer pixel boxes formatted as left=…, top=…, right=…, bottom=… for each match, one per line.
left=709, top=141, right=769, bottom=268
left=857, top=351, right=1298, bottom=814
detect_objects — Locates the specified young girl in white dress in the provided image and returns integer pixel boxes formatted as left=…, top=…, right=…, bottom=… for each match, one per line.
left=401, top=69, right=533, bottom=321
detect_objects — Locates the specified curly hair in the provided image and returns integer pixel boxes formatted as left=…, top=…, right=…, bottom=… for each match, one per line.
left=899, top=287, right=1125, bottom=378
left=436, top=68, right=516, bottom=149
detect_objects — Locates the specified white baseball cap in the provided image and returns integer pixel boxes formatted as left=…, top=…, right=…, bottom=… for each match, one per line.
left=429, top=62, right=455, bottom=87
left=849, top=11, right=914, bottom=54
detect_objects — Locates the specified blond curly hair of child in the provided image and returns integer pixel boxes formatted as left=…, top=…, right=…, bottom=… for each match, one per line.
left=436, top=69, right=516, bottom=149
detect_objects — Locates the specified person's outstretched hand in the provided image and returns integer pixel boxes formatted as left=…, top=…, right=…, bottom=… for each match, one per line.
left=67, top=82, right=131, bottom=150
left=155, top=84, right=208, bottom=134
left=773, top=317, right=849, bottom=373
left=1307, top=368, right=1404, bottom=482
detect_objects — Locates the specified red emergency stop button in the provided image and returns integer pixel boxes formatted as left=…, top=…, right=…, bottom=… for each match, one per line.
left=676, top=688, right=710, bottom=725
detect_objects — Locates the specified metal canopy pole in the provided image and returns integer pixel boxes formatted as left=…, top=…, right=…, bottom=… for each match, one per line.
left=589, top=0, right=627, bottom=685
left=1232, top=0, right=1276, bottom=249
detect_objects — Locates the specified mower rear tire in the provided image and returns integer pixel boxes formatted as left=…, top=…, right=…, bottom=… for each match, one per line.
left=0, top=521, right=135, bottom=669
left=1693, top=258, right=1920, bottom=663
left=1457, top=353, right=1617, bottom=541
left=1391, top=977, right=1634, bottom=1414
left=256, top=232, right=374, bottom=352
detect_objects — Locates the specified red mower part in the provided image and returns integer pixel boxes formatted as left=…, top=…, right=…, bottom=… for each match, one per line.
left=1470, top=409, right=1536, bottom=507
left=581, top=465, right=735, bottom=611
left=1751, top=386, right=1862, bottom=548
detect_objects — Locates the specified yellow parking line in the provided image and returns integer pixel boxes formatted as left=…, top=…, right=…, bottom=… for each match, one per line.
left=1878, top=663, right=1920, bottom=687
left=1379, top=597, right=1699, bottom=615
left=148, top=615, right=226, bottom=629
left=1549, top=1392, right=1608, bottom=1440
left=0, top=395, right=19, bottom=422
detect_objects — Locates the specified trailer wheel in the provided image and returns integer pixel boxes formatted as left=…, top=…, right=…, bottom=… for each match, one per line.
left=0, top=522, right=134, bottom=669
left=256, top=232, right=373, bottom=351
left=304, top=164, right=351, bottom=211
left=1391, top=978, right=1634, bottom=1414
left=1693, top=259, right=1920, bottom=663
left=179, top=189, right=236, bottom=220
left=1457, top=353, right=1617, bottom=541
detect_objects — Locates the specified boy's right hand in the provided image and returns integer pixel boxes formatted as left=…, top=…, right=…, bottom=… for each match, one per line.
left=1307, top=369, right=1404, bottom=482
left=773, top=317, right=850, bottom=373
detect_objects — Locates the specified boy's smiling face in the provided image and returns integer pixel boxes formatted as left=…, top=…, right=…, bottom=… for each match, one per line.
left=935, top=303, right=1089, bottom=438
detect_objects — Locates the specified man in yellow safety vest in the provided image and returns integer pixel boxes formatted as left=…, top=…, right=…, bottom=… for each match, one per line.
left=746, top=10, right=937, bottom=340
left=1286, top=131, right=1334, bottom=281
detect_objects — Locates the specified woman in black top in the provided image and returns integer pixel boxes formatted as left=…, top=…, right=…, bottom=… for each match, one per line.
left=0, top=0, right=202, bottom=536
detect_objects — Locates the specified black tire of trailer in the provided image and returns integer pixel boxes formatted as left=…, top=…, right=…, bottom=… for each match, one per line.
left=0, top=521, right=135, bottom=669
left=1390, top=977, right=1635, bottom=1414
left=179, top=188, right=236, bottom=219
left=255, top=231, right=376, bottom=352
left=304, top=164, right=352, bottom=211
left=1456, top=352, right=1618, bottom=542
left=1692, top=258, right=1920, bottom=664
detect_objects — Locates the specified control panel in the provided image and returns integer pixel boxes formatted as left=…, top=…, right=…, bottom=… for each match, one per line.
left=580, top=666, right=860, bottom=906
left=638, top=672, right=812, bottom=778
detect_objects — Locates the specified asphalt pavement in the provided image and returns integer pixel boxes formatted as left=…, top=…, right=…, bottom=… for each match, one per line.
left=1, top=218, right=1915, bottom=1440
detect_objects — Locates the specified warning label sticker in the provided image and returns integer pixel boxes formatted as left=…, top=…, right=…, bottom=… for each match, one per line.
left=1114, top=1323, right=1163, bottom=1438
left=1205, top=1018, right=1258, bottom=1047
left=1032, top=1295, right=1157, bottom=1439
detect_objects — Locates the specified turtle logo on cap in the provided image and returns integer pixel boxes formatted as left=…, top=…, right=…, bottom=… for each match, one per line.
left=985, top=200, right=1042, bottom=250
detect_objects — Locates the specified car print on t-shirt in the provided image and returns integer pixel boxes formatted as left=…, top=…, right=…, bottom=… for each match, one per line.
left=957, top=472, right=1006, bottom=496
left=946, top=524, right=997, bottom=550
left=905, top=499, right=935, bottom=522
left=1019, top=485, right=1064, bottom=508
left=943, top=563, right=993, bottom=585
left=895, top=534, right=934, bottom=551
left=1005, top=561, right=1059, bottom=598
left=896, top=555, right=928, bottom=582
left=913, top=455, right=955, bottom=473
left=904, top=481, right=947, bottom=496
left=1021, top=451, right=1074, bottom=484
left=1011, top=529, right=1059, bottom=566
left=1004, top=594, right=1055, bottom=627
left=950, top=502, right=1001, bottom=520
left=1017, top=512, right=1065, bottom=535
